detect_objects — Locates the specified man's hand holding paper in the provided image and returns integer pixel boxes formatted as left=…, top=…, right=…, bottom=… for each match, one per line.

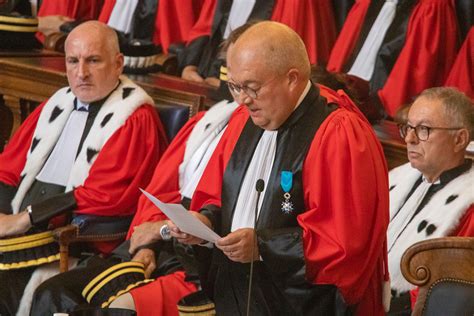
left=140, top=189, right=220, bottom=244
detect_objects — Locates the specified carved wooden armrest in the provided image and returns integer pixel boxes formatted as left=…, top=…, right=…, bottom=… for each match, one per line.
left=400, top=237, right=474, bottom=316
left=53, top=224, right=79, bottom=272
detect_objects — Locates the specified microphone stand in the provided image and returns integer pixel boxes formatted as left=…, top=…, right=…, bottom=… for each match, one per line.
left=246, top=179, right=264, bottom=316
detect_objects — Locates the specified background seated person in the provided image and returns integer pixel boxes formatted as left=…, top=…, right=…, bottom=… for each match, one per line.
left=387, top=87, right=473, bottom=315
left=0, top=21, right=166, bottom=316
left=31, top=23, right=251, bottom=316
left=171, top=21, right=389, bottom=315
left=31, top=98, right=239, bottom=316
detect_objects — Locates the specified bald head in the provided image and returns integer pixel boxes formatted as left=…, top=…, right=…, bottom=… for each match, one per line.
left=230, top=21, right=311, bottom=79
left=66, top=21, right=120, bottom=55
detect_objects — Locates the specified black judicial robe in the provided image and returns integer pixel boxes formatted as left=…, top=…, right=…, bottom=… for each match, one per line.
left=190, top=85, right=389, bottom=315
left=179, top=0, right=275, bottom=79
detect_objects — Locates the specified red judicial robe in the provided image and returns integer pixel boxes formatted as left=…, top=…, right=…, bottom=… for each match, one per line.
left=326, top=0, right=371, bottom=72
left=36, top=0, right=104, bottom=42
left=98, top=0, right=204, bottom=53
left=378, top=0, right=459, bottom=116
left=327, top=0, right=459, bottom=117
left=444, top=27, right=474, bottom=99
left=190, top=85, right=389, bottom=315
left=270, top=0, right=337, bottom=65
left=126, top=112, right=206, bottom=316
left=0, top=100, right=167, bottom=254
left=126, top=112, right=205, bottom=234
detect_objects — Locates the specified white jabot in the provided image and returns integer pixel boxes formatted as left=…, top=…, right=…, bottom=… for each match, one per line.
left=180, top=126, right=227, bottom=200
left=179, top=100, right=238, bottom=198
left=36, top=102, right=88, bottom=187
left=223, top=0, right=256, bottom=39
left=231, top=130, right=277, bottom=231
left=387, top=177, right=434, bottom=251
left=348, top=0, right=398, bottom=81
left=107, top=0, right=139, bottom=34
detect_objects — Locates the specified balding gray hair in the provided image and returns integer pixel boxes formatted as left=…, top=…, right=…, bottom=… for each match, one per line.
left=418, top=87, right=474, bottom=140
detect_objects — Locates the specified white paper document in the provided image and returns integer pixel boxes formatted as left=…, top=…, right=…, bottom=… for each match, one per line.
left=140, top=189, right=221, bottom=243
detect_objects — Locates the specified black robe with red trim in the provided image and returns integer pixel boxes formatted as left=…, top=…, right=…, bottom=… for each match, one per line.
left=190, top=85, right=389, bottom=315
left=327, top=0, right=459, bottom=117
left=179, top=0, right=275, bottom=79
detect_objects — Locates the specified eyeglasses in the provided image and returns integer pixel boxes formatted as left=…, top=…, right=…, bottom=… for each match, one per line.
left=227, top=75, right=281, bottom=99
left=398, top=123, right=463, bottom=141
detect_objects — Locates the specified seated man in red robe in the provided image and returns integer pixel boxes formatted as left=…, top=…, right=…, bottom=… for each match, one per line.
left=0, top=21, right=167, bottom=315
left=387, top=87, right=473, bottom=315
left=171, top=21, right=390, bottom=315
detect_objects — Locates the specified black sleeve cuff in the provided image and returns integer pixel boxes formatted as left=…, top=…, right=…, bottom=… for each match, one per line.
left=178, top=36, right=210, bottom=71
left=30, top=190, right=77, bottom=227
left=199, top=204, right=221, bottom=235
left=257, top=226, right=305, bottom=279
left=0, top=181, right=17, bottom=214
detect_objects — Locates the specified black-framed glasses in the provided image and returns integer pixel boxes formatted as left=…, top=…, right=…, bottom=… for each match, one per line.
left=226, top=74, right=281, bottom=100
left=227, top=81, right=259, bottom=99
left=398, top=123, right=463, bottom=141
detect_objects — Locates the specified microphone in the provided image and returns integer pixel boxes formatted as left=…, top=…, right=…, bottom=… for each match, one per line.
left=246, top=179, right=265, bottom=316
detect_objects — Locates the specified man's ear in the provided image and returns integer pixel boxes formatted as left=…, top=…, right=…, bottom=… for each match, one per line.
left=287, top=68, right=299, bottom=91
left=116, top=53, right=124, bottom=73
left=453, top=128, right=470, bottom=152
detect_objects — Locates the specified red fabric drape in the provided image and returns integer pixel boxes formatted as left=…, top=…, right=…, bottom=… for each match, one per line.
left=126, top=112, right=205, bottom=239
left=0, top=103, right=166, bottom=254
left=444, top=27, right=474, bottom=99
left=154, top=0, right=205, bottom=53
left=131, top=271, right=198, bottom=316
left=36, top=0, right=104, bottom=42
left=185, top=0, right=218, bottom=43
left=326, top=0, right=372, bottom=72
left=271, top=0, right=337, bottom=65
left=97, top=0, right=116, bottom=23
left=378, top=0, right=459, bottom=117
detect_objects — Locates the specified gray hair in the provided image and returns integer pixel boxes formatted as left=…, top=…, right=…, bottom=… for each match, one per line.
left=418, top=87, right=474, bottom=140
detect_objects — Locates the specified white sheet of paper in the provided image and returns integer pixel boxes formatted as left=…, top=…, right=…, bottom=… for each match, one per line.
left=140, top=189, right=221, bottom=243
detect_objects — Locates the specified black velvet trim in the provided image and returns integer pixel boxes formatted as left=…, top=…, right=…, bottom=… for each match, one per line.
left=130, top=241, right=162, bottom=258
left=370, top=0, right=417, bottom=93
left=0, top=242, right=59, bottom=265
left=0, top=181, right=17, bottom=214
left=179, top=36, right=210, bottom=72
left=30, top=191, right=77, bottom=227
left=344, top=0, right=385, bottom=72
left=199, top=204, right=221, bottom=236
left=129, top=0, right=159, bottom=41
left=248, top=0, right=275, bottom=20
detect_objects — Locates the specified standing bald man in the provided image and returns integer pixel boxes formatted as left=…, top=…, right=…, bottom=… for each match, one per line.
left=0, top=21, right=167, bottom=315
left=170, top=21, right=389, bottom=315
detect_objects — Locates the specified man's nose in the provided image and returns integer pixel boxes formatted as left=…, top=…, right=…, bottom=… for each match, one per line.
left=78, top=61, right=89, bottom=79
left=404, top=127, right=419, bottom=144
left=236, top=90, right=252, bottom=105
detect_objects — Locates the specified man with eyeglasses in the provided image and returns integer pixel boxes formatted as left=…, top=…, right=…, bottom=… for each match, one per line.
left=387, top=87, right=473, bottom=315
left=170, top=21, right=390, bottom=315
